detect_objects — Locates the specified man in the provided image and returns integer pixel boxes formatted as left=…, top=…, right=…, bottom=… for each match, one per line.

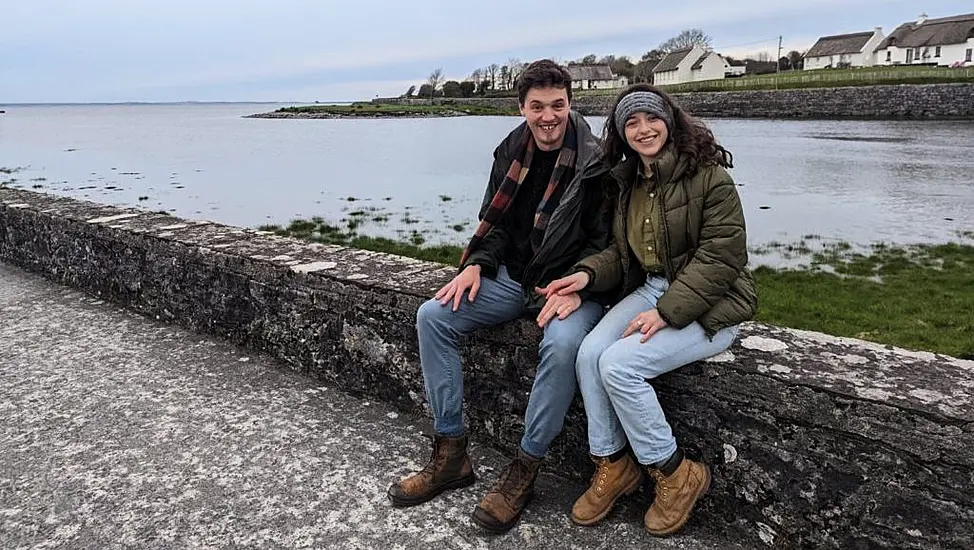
left=386, top=59, right=612, bottom=533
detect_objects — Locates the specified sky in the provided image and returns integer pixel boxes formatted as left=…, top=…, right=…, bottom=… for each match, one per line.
left=2, top=0, right=972, bottom=103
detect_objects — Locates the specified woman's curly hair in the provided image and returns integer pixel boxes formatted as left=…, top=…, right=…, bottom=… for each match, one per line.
left=602, top=83, right=733, bottom=175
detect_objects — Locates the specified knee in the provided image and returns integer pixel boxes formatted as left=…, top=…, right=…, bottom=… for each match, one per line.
left=597, top=345, right=639, bottom=389
left=540, top=325, right=585, bottom=365
left=416, top=298, right=448, bottom=331
left=575, top=336, right=602, bottom=377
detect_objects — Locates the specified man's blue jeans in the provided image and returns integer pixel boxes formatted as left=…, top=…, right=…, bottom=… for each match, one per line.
left=576, top=275, right=739, bottom=465
left=417, top=265, right=604, bottom=458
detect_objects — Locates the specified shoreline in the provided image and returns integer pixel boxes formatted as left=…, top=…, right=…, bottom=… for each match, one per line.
left=246, top=103, right=519, bottom=119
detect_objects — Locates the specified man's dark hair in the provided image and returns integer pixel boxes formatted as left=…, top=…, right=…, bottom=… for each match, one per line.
left=516, top=59, right=572, bottom=106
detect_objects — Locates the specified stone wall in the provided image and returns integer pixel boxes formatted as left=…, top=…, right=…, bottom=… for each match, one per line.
left=2, top=187, right=973, bottom=549
left=376, top=83, right=974, bottom=119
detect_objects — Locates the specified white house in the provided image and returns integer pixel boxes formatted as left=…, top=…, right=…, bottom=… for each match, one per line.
left=875, top=13, right=974, bottom=67
left=653, top=45, right=735, bottom=85
left=566, top=65, right=628, bottom=90
left=804, top=28, right=885, bottom=69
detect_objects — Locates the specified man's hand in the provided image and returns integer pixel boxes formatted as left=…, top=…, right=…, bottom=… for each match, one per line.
left=535, top=271, right=590, bottom=300
left=435, top=265, right=482, bottom=312
left=622, top=308, right=668, bottom=343
left=536, top=292, right=582, bottom=328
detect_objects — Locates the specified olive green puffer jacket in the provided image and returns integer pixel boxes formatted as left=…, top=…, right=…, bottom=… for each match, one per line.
left=576, top=146, right=758, bottom=336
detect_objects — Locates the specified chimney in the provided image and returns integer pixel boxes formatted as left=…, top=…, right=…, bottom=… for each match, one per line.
left=916, top=13, right=928, bottom=25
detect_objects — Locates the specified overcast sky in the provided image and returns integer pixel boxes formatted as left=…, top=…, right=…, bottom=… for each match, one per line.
left=2, top=0, right=971, bottom=103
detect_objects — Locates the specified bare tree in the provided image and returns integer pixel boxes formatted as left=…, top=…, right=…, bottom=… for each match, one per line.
left=426, top=68, right=443, bottom=104
left=487, top=64, right=499, bottom=92
left=634, top=49, right=666, bottom=83
left=788, top=50, right=805, bottom=71
left=506, top=58, right=524, bottom=89
left=658, top=29, right=712, bottom=52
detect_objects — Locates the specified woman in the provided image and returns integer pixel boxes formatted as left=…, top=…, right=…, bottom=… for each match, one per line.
left=539, top=84, right=758, bottom=536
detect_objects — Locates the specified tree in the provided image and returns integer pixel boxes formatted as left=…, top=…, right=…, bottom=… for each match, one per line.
left=441, top=80, right=462, bottom=98
left=580, top=54, right=598, bottom=64
left=486, top=64, right=499, bottom=91
left=600, top=55, right=635, bottom=79
left=788, top=50, right=805, bottom=71
left=505, top=58, right=524, bottom=89
left=403, top=85, right=416, bottom=98
left=778, top=57, right=791, bottom=71
left=658, top=29, right=712, bottom=52
left=634, top=49, right=665, bottom=83
left=459, top=80, right=476, bottom=98
left=426, top=68, right=443, bottom=103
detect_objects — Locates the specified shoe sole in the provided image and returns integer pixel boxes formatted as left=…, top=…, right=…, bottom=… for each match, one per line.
left=570, top=470, right=644, bottom=526
left=646, top=464, right=711, bottom=537
left=472, top=492, right=534, bottom=534
left=387, top=472, right=476, bottom=507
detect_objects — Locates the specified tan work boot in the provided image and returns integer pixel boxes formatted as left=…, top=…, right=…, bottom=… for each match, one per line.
left=471, top=448, right=543, bottom=533
left=571, top=453, right=644, bottom=526
left=387, top=434, right=475, bottom=507
left=644, top=457, right=711, bottom=536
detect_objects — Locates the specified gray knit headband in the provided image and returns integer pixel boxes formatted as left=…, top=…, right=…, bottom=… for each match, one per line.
left=614, top=91, right=673, bottom=140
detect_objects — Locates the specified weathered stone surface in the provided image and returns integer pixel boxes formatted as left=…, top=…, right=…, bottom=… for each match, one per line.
left=2, top=188, right=972, bottom=548
left=375, top=83, right=974, bottom=120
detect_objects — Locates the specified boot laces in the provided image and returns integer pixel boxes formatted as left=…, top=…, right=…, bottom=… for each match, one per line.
left=493, top=456, right=535, bottom=505
left=650, top=469, right=669, bottom=502
left=593, top=458, right=611, bottom=494
left=421, top=434, right=449, bottom=475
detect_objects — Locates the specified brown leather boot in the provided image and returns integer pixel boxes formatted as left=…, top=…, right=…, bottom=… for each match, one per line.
left=570, top=453, right=644, bottom=526
left=471, top=448, right=542, bottom=533
left=387, top=434, right=475, bottom=507
left=644, top=457, right=711, bottom=536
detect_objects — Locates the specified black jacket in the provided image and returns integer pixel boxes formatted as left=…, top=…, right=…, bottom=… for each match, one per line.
left=461, top=111, right=613, bottom=312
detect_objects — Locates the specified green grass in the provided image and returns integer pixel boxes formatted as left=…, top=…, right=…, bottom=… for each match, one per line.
left=576, top=65, right=974, bottom=94
left=275, top=102, right=519, bottom=117
left=262, top=217, right=974, bottom=358
left=753, top=242, right=974, bottom=359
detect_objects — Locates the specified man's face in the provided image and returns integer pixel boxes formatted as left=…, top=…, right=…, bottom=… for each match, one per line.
left=519, top=85, right=570, bottom=152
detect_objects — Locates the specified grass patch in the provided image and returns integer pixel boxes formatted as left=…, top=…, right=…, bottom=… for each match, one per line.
left=577, top=65, right=974, bottom=94
left=274, top=102, right=519, bottom=117
left=258, top=217, right=463, bottom=265
left=754, top=242, right=974, bottom=359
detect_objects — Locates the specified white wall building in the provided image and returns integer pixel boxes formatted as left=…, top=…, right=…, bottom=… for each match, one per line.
left=875, top=13, right=974, bottom=67
left=804, top=28, right=885, bottom=69
left=653, top=45, right=734, bottom=85
left=566, top=65, right=628, bottom=90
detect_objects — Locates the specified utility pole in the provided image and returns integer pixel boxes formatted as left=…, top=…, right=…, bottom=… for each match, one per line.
left=776, top=35, right=783, bottom=90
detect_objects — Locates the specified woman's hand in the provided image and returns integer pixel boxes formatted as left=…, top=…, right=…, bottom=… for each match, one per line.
left=623, top=308, right=668, bottom=343
left=535, top=271, right=590, bottom=300
left=536, top=292, right=582, bottom=328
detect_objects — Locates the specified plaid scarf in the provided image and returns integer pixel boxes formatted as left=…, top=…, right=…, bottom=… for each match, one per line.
left=459, top=118, right=578, bottom=267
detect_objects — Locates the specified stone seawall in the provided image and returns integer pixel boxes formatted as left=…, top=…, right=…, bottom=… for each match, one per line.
left=2, top=188, right=973, bottom=549
left=376, top=83, right=974, bottom=119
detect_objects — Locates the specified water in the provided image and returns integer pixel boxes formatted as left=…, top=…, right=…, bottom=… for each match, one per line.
left=1, top=104, right=972, bottom=252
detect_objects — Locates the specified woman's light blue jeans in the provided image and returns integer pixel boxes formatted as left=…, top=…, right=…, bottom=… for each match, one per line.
left=417, top=265, right=605, bottom=459
left=575, top=275, right=739, bottom=465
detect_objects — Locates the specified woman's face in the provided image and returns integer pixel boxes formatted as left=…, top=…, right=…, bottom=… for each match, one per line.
left=623, top=110, right=669, bottom=161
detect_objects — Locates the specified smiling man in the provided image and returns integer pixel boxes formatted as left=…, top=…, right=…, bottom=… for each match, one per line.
left=387, top=59, right=613, bottom=533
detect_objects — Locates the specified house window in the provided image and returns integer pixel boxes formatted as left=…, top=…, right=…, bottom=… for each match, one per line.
left=886, top=51, right=892, bottom=62
left=935, top=46, right=941, bottom=57
left=968, top=49, right=973, bottom=62
left=906, top=49, right=914, bottom=63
